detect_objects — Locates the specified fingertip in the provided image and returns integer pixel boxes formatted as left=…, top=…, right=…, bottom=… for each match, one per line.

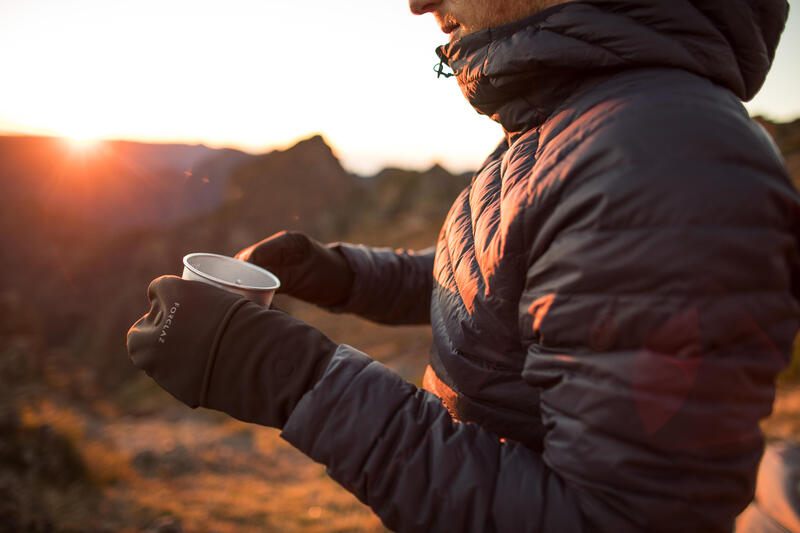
left=148, top=274, right=171, bottom=292
left=145, top=276, right=185, bottom=312
left=146, top=277, right=161, bottom=303
left=234, top=245, right=250, bottom=262
left=151, top=275, right=184, bottom=290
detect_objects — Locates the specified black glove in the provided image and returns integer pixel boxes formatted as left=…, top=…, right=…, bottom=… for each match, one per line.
left=234, top=231, right=354, bottom=307
left=126, top=276, right=337, bottom=428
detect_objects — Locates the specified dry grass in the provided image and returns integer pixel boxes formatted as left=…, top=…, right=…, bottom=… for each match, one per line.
left=13, top=351, right=399, bottom=533
left=17, top=393, right=389, bottom=532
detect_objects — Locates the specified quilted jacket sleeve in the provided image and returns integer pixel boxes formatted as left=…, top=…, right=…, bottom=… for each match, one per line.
left=281, top=345, right=588, bottom=533
left=329, top=244, right=435, bottom=325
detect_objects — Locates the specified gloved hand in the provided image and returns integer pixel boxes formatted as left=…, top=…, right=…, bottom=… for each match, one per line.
left=234, top=231, right=354, bottom=307
left=126, top=275, right=337, bottom=428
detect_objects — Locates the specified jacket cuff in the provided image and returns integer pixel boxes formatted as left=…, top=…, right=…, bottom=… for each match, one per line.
left=324, top=243, right=390, bottom=315
left=280, top=344, right=385, bottom=458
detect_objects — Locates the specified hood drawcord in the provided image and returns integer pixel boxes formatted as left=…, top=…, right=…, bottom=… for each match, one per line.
left=434, top=60, right=454, bottom=79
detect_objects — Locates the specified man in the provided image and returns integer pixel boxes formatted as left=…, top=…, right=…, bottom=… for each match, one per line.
left=127, top=0, right=799, bottom=531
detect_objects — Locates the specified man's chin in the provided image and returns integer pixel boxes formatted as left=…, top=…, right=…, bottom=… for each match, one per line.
left=448, top=28, right=465, bottom=43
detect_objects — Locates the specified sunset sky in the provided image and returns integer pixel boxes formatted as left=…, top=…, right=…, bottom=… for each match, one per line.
left=0, top=0, right=798, bottom=175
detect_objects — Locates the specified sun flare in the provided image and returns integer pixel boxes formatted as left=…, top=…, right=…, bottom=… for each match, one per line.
left=61, top=130, right=103, bottom=151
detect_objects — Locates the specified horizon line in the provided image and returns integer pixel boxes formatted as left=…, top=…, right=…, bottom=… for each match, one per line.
left=0, top=128, right=467, bottom=178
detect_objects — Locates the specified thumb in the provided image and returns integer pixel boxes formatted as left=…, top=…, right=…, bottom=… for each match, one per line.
left=234, top=243, right=257, bottom=262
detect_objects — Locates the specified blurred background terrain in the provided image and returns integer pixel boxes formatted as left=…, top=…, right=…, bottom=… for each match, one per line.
left=1, top=117, right=799, bottom=532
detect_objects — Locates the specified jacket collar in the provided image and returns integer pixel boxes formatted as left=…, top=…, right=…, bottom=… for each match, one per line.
left=436, top=0, right=788, bottom=137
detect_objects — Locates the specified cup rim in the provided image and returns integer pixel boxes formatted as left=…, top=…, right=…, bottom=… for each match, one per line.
left=182, top=252, right=281, bottom=292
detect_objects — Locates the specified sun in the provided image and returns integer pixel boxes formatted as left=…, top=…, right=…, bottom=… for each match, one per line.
left=60, top=128, right=104, bottom=150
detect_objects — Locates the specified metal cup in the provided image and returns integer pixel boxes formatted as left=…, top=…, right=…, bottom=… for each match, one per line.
left=181, top=252, right=281, bottom=307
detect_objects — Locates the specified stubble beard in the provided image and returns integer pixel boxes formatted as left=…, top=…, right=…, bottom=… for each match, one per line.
left=475, top=0, right=570, bottom=31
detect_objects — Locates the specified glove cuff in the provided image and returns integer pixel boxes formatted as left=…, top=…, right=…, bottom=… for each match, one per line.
left=199, top=297, right=250, bottom=407
left=203, top=302, right=338, bottom=428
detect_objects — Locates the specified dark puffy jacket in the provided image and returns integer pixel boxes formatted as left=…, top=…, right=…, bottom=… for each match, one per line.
left=281, top=1, right=800, bottom=531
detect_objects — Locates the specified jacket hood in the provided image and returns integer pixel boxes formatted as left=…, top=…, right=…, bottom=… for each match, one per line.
left=436, top=0, right=789, bottom=135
